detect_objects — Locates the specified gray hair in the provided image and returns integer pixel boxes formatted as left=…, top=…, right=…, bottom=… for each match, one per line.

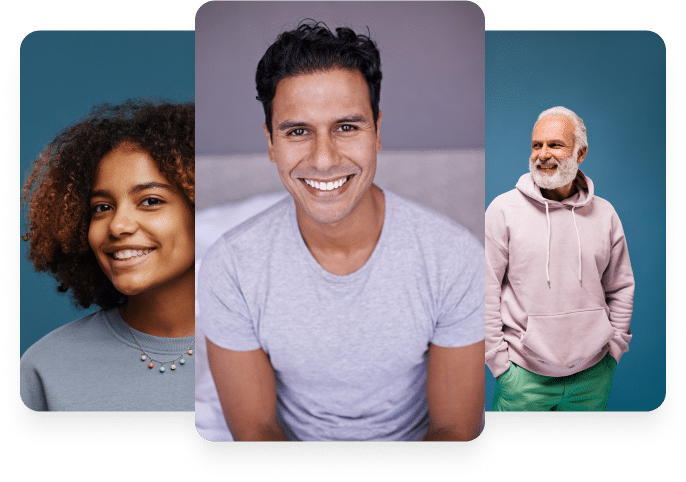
left=536, top=106, right=588, bottom=151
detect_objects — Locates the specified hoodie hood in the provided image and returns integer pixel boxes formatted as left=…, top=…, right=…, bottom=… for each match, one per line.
left=516, top=169, right=594, bottom=208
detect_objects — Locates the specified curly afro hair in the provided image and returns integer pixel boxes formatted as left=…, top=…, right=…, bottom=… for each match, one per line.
left=22, top=99, right=195, bottom=310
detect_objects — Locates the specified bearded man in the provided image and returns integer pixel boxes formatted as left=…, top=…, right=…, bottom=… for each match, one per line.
left=484, top=106, right=634, bottom=411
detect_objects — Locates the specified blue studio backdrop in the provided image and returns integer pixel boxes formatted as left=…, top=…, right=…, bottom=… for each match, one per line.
left=485, top=31, right=665, bottom=411
left=20, top=31, right=194, bottom=356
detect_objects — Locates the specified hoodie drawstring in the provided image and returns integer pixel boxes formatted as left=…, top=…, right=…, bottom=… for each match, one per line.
left=545, top=203, right=583, bottom=287
left=545, top=202, right=550, bottom=286
left=572, top=206, right=582, bottom=285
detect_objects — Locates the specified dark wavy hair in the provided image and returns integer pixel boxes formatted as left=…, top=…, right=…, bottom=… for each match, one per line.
left=22, top=99, right=195, bottom=310
left=256, top=20, right=382, bottom=137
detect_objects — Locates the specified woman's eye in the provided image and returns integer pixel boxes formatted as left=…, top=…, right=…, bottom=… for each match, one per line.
left=141, top=197, right=164, bottom=207
left=91, top=203, right=111, bottom=214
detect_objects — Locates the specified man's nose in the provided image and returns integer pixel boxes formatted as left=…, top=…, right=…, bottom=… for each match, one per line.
left=539, top=144, right=552, bottom=160
left=310, top=134, right=340, bottom=170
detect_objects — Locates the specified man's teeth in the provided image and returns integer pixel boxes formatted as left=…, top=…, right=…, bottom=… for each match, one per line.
left=304, top=176, right=349, bottom=191
left=113, top=249, right=153, bottom=260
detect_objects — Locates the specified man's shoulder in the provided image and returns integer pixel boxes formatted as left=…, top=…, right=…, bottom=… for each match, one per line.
left=222, top=196, right=292, bottom=241
left=587, top=195, right=628, bottom=234
left=590, top=194, right=619, bottom=214
left=386, top=191, right=482, bottom=252
left=205, top=197, right=293, bottom=259
left=486, top=188, right=522, bottom=213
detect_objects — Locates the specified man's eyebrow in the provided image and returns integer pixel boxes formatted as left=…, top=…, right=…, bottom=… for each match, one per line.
left=277, top=120, right=308, bottom=131
left=336, top=115, right=367, bottom=124
left=277, top=115, right=369, bottom=132
left=532, top=138, right=568, bottom=145
left=90, top=182, right=174, bottom=198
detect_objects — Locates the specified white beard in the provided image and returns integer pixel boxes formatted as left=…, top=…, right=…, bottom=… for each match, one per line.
left=530, top=151, right=579, bottom=190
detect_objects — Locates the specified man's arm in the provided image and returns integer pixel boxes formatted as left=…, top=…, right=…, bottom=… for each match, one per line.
left=206, top=338, right=288, bottom=441
left=484, top=202, right=511, bottom=378
left=602, top=212, right=635, bottom=363
left=422, top=341, right=484, bottom=441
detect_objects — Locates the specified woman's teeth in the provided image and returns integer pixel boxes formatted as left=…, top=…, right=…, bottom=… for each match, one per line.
left=304, top=176, right=349, bottom=191
left=112, top=249, right=153, bottom=260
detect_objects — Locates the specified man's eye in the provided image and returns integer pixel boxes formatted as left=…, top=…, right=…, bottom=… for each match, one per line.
left=91, top=203, right=111, bottom=214
left=141, top=197, right=164, bottom=207
left=339, top=124, right=357, bottom=132
left=288, top=128, right=307, bottom=136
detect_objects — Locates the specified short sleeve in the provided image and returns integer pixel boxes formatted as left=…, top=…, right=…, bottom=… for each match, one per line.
left=430, top=233, right=485, bottom=348
left=197, top=237, right=262, bottom=351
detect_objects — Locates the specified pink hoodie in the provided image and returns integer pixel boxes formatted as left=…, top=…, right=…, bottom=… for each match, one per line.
left=485, top=171, right=634, bottom=378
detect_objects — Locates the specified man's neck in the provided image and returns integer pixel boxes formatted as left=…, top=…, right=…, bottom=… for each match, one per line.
left=540, top=181, right=577, bottom=202
left=296, top=185, right=385, bottom=275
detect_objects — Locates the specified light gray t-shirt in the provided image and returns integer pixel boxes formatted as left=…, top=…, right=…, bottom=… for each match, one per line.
left=199, top=191, right=484, bottom=440
left=20, top=308, right=195, bottom=411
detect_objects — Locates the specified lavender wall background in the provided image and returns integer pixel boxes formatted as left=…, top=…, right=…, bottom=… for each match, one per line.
left=195, top=1, right=484, bottom=156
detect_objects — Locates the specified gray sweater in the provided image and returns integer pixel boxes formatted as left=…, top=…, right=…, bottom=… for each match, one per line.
left=20, top=308, right=194, bottom=411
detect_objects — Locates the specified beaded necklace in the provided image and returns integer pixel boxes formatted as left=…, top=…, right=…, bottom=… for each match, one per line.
left=126, top=324, right=194, bottom=373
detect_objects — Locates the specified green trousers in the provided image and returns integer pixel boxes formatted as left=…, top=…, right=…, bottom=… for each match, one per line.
left=492, top=353, right=617, bottom=411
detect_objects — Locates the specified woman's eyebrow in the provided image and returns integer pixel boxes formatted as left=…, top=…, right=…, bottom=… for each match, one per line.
left=130, top=181, right=174, bottom=194
left=90, top=182, right=173, bottom=199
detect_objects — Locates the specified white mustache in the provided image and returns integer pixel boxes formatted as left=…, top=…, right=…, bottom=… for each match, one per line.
left=534, top=159, right=558, bottom=167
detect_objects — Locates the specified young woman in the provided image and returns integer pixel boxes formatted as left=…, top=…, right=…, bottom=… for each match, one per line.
left=21, top=100, right=195, bottom=411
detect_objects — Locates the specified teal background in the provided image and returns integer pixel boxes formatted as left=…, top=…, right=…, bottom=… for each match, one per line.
left=0, top=0, right=686, bottom=482
left=485, top=31, right=666, bottom=411
left=20, top=31, right=194, bottom=355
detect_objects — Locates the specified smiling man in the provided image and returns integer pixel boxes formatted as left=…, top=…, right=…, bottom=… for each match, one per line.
left=485, top=106, right=634, bottom=411
left=198, top=22, right=484, bottom=441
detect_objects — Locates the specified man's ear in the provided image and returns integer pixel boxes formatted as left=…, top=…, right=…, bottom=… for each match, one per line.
left=577, top=145, right=587, bottom=164
left=375, top=111, right=383, bottom=152
left=264, top=124, right=276, bottom=163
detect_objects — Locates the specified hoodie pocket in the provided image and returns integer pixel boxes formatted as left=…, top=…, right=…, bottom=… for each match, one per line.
left=521, top=308, right=616, bottom=369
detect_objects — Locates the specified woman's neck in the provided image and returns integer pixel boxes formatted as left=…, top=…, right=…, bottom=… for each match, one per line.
left=119, top=267, right=195, bottom=338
